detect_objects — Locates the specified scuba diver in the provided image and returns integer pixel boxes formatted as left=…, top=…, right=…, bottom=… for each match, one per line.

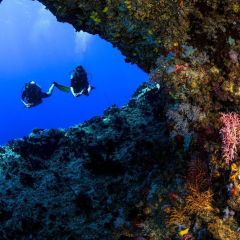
left=70, top=65, right=95, bottom=97
left=21, top=81, right=70, bottom=108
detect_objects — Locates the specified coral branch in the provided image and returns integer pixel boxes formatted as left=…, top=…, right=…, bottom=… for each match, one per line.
left=219, top=112, right=240, bottom=164
left=186, top=159, right=211, bottom=192
left=185, top=187, right=214, bottom=214
left=165, top=207, right=189, bottom=232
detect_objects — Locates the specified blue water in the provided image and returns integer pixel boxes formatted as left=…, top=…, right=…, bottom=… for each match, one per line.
left=0, top=0, right=148, bottom=145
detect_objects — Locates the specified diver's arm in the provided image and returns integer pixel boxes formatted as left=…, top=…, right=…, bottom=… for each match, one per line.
left=21, top=91, right=29, bottom=107
left=21, top=99, right=29, bottom=107
left=70, top=78, right=76, bottom=97
left=70, top=87, right=76, bottom=96
left=22, top=98, right=41, bottom=108
left=70, top=87, right=80, bottom=97
left=22, top=100, right=35, bottom=108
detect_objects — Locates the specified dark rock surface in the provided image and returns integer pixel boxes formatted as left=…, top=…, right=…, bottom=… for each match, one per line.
left=0, top=83, right=178, bottom=239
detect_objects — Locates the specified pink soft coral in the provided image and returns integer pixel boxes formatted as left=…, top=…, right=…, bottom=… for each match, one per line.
left=219, top=112, right=240, bottom=164
left=180, top=234, right=193, bottom=240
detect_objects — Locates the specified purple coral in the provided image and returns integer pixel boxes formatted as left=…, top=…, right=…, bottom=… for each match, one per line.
left=219, top=112, right=240, bottom=164
left=229, top=49, right=238, bottom=63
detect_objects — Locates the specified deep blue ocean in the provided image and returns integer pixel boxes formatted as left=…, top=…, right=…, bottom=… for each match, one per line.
left=0, top=0, right=148, bottom=146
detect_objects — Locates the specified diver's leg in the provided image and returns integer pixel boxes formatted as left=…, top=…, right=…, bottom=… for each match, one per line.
left=83, top=85, right=91, bottom=96
left=87, top=85, right=91, bottom=94
left=46, top=84, right=55, bottom=96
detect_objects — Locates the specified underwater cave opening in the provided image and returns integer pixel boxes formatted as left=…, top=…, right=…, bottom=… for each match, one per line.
left=0, top=0, right=149, bottom=145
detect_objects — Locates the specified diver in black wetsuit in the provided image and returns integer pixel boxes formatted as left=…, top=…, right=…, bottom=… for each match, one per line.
left=70, top=65, right=95, bottom=97
left=21, top=81, right=69, bottom=108
left=21, top=81, right=56, bottom=108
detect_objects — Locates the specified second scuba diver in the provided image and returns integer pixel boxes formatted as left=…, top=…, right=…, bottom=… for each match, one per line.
left=21, top=81, right=69, bottom=108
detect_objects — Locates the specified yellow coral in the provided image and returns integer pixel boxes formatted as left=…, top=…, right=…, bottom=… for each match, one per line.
left=103, top=7, right=108, bottom=12
left=185, top=187, right=214, bottom=214
left=165, top=207, right=189, bottom=232
left=90, top=11, right=101, bottom=24
left=233, top=5, right=239, bottom=13
left=179, top=228, right=189, bottom=237
left=148, top=30, right=153, bottom=35
left=232, top=163, right=238, bottom=171
left=210, top=66, right=219, bottom=74
left=221, top=81, right=234, bottom=93
left=230, top=163, right=240, bottom=182
left=190, top=81, right=197, bottom=88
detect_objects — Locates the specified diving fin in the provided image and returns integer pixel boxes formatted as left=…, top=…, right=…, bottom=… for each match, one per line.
left=54, top=82, right=70, bottom=93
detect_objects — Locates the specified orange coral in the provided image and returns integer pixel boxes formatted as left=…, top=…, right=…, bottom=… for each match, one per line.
left=185, top=187, right=214, bottom=214
left=165, top=207, right=188, bottom=232
left=186, top=159, right=211, bottom=192
left=163, top=206, right=171, bottom=215
left=174, top=63, right=189, bottom=74
left=230, top=187, right=239, bottom=199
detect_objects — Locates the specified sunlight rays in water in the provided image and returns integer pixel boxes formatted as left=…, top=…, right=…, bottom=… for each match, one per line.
left=74, top=30, right=92, bottom=61
left=29, top=6, right=52, bottom=43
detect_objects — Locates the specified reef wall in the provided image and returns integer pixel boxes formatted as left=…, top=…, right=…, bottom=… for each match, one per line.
left=13, top=0, right=240, bottom=73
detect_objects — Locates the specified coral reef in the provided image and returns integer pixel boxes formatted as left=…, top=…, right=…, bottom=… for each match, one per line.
left=1, top=0, right=240, bottom=239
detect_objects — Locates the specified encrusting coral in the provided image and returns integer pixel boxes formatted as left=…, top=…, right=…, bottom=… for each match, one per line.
left=208, top=217, right=240, bottom=240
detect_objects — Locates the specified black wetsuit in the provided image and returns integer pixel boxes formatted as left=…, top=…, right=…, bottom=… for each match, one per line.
left=71, top=66, right=89, bottom=94
left=21, top=83, right=49, bottom=106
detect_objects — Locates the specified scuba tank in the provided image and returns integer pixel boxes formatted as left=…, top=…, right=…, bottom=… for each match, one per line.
left=22, top=82, right=42, bottom=103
